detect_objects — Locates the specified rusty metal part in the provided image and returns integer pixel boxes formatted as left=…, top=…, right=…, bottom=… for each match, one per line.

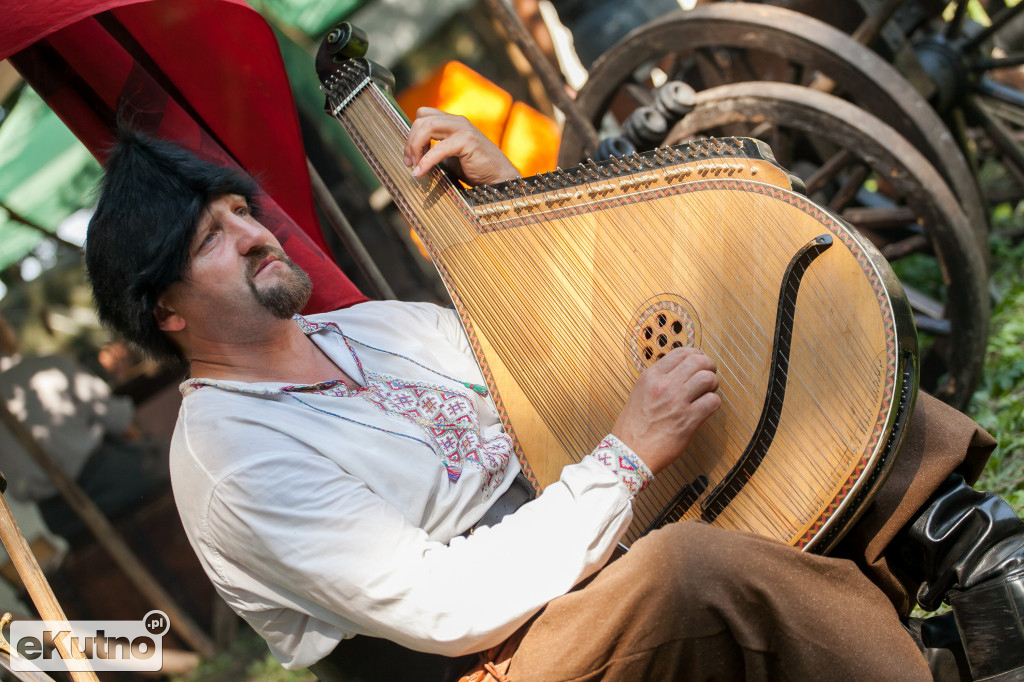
left=665, top=81, right=989, bottom=408
left=557, top=3, right=988, bottom=254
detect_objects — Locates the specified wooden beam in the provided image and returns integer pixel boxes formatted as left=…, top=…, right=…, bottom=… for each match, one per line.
left=0, top=488, right=99, bottom=682
left=0, top=402, right=216, bottom=660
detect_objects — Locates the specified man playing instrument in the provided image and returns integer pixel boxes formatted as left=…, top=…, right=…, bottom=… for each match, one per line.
left=84, top=110, right=1024, bottom=681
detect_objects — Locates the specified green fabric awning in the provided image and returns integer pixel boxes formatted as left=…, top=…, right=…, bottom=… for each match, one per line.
left=0, top=86, right=102, bottom=271
left=253, top=0, right=364, bottom=37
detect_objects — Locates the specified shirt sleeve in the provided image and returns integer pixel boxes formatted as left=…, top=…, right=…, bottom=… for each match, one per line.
left=202, top=438, right=637, bottom=658
left=587, top=434, right=654, bottom=496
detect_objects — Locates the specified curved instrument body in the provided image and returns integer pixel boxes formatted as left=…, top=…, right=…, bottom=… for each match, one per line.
left=316, top=34, right=918, bottom=552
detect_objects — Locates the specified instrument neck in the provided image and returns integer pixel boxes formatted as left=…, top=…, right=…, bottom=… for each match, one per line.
left=327, top=78, right=477, bottom=252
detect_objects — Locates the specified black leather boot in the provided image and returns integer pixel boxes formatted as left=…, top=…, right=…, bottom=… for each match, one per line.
left=905, top=611, right=972, bottom=682
left=891, top=474, right=1024, bottom=680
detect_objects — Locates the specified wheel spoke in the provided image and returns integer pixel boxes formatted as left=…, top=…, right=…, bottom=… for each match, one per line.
left=734, top=51, right=766, bottom=83
left=804, top=148, right=855, bottom=195
left=945, top=0, right=970, bottom=41
left=828, top=163, right=870, bottom=212
left=842, top=205, right=919, bottom=230
left=965, top=94, right=1024, bottom=180
left=972, top=53, right=1024, bottom=71
left=770, top=127, right=795, bottom=169
left=622, top=82, right=654, bottom=109
left=851, top=0, right=909, bottom=45
left=960, top=1, right=1024, bottom=51
left=881, top=234, right=931, bottom=260
left=974, top=78, right=1024, bottom=114
left=902, top=284, right=950, bottom=336
left=783, top=61, right=805, bottom=88
left=693, top=49, right=730, bottom=90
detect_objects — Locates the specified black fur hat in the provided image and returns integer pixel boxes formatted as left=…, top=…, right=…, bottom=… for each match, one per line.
left=85, top=129, right=260, bottom=361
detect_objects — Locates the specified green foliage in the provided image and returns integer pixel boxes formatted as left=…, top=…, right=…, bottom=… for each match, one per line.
left=170, top=630, right=315, bottom=682
left=912, top=210, right=1024, bottom=621
left=890, top=252, right=946, bottom=303
left=968, top=222, right=1024, bottom=515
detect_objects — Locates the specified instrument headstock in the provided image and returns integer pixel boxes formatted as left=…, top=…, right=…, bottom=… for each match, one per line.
left=316, top=22, right=395, bottom=105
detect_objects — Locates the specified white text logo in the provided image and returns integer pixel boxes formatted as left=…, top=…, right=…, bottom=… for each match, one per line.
left=10, top=610, right=169, bottom=672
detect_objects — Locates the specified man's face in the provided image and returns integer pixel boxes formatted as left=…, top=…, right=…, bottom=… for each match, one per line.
left=160, top=194, right=311, bottom=334
left=242, top=242, right=313, bottom=319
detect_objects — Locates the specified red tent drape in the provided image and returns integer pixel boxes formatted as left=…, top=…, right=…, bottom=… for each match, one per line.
left=3, top=0, right=368, bottom=313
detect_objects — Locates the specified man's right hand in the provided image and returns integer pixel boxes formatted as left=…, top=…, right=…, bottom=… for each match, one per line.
left=404, top=108, right=520, bottom=186
left=611, top=347, right=721, bottom=475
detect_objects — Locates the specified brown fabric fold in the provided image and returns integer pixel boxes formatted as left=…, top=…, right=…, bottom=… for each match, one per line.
left=507, top=522, right=934, bottom=681
left=831, top=391, right=997, bottom=613
left=459, top=624, right=528, bottom=682
left=496, top=393, right=995, bottom=680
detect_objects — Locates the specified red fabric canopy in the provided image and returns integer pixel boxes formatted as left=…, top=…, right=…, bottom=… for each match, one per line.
left=4, top=0, right=367, bottom=313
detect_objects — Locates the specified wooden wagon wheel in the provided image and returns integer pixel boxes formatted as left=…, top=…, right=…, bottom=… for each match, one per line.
left=656, top=81, right=989, bottom=408
left=766, top=0, right=1024, bottom=207
left=890, top=0, right=1024, bottom=207
left=556, top=2, right=989, bottom=253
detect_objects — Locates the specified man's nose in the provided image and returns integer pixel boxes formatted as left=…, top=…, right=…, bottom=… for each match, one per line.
left=231, top=216, right=269, bottom=253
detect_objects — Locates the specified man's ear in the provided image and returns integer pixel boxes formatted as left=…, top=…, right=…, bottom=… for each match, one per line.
left=154, top=295, right=186, bottom=333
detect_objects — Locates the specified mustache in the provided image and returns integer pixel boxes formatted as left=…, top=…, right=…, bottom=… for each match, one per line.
left=245, top=244, right=293, bottom=279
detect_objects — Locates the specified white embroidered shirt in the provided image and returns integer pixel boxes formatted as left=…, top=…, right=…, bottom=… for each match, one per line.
left=169, top=300, right=652, bottom=668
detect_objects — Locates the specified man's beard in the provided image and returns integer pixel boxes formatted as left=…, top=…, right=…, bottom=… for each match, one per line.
left=245, top=245, right=312, bottom=319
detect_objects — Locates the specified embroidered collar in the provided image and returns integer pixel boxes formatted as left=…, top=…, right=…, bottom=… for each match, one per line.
left=180, top=313, right=487, bottom=398
left=180, top=315, right=360, bottom=397
left=177, top=312, right=511, bottom=498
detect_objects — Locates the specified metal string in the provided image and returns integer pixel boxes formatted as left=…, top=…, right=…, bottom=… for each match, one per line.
left=323, top=81, right=898, bottom=543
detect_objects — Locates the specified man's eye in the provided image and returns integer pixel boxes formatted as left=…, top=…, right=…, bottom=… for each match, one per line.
left=196, top=230, right=217, bottom=251
left=236, top=205, right=249, bottom=217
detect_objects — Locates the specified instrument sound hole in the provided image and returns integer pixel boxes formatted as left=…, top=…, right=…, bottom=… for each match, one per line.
left=628, top=295, right=700, bottom=372
left=635, top=312, right=695, bottom=367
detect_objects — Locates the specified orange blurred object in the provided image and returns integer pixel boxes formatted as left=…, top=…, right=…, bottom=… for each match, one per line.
left=501, top=100, right=560, bottom=177
left=397, top=61, right=513, bottom=146
left=409, top=227, right=430, bottom=260
left=396, top=61, right=561, bottom=178
left=397, top=61, right=562, bottom=256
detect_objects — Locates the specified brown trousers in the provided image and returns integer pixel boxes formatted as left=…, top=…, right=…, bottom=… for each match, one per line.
left=501, top=393, right=997, bottom=681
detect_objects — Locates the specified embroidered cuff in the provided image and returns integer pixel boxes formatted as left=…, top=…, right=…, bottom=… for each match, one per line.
left=588, top=434, right=654, bottom=496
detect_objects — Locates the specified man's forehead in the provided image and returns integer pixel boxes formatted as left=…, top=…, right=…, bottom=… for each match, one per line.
left=195, top=193, right=246, bottom=227
left=205, top=192, right=247, bottom=211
